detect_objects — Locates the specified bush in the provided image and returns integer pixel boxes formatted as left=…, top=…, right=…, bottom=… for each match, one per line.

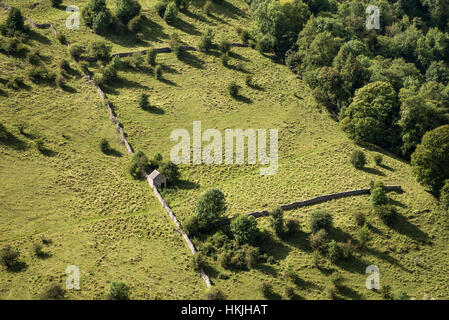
left=380, top=284, right=393, bottom=300
left=395, top=290, right=410, bottom=300
left=175, top=0, right=190, bottom=12
left=128, top=15, right=143, bottom=33
left=28, top=49, right=41, bottom=65
left=147, top=48, right=157, bottom=66
left=218, top=251, right=233, bottom=269
left=60, top=59, right=70, bottom=72
left=308, top=229, right=327, bottom=251
left=100, top=138, right=109, bottom=153
left=69, top=44, right=85, bottom=61
left=108, top=281, right=129, bottom=300
left=169, top=33, right=184, bottom=59
left=308, top=210, right=333, bottom=233
left=164, top=2, right=178, bottom=25
left=196, top=188, right=226, bottom=229
left=199, top=28, right=214, bottom=52
left=370, top=187, right=388, bottom=206
left=340, top=240, right=354, bottom=259
left=440, top=180, right=449, bottom=211
left=28, top=67, right=56, bottom=83
left=138, top=93, right=149, bottom=109
left=159, top=161, right=180, bottom=185
left=89, top=41, right=112, bottom=63
left=374, top=154, right=383, bottom=166
left=285, top=219, right=300, bottom=236
left=92, top=10, right=112, bottom=34
left=40, top=284, right=65, bottom=300
left=6, top=76, right=24, bottom=90
left=285, top=286, right=296, bottom=300
left=0, top=245, right=20, bottom=270
left=218, top=39, right=231, bottom=53
left=128, top=151, right=150, bottom=179
left=203, top=0, right=213, bottom=16
left=55, top=74, right=65, bottom=88
left=192, top=252, right=205, bottom=272
left=204, top=287, right=226, bottom=300
left=374, top=205, right=397, bottom=225
left=126, top=52, right=144, bottom=69
left=354, top=212, right=366, bottom=226
left=350, top=150, right=367, bottom=169
left=260, top=282, right=274, bottom=298
left=237, top=28, right=250, bottom=44
left=5, top=7, right=25, bottom=34
left=230, top=215, right=259, bottom=245
left=155, top=1, right=167, bottom=17
left=270, top=208, right=284, bottom=237
left=184, top=215, right=200, bottom=236
left=115, top=0, right=141, bottom=24
left=245, top=246, right=259, bottom=269
left=154, top=64, right=163, bottom=80
left=51, top=0, right=63, bottom=8
left=227, top=81, right=239, bottom=97
left=327, top=240, right=341, bottom=263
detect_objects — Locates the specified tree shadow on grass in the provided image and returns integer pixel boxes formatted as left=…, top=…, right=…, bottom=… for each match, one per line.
left=256, top=263, right=278, bottom=277
left=290, top=274, right=320, bottom=290
left=103, top=148, right=123, bottom=157
left=38, top=146, right=58, bottom=157
left=8, top=261, right=28, bottom=273
left=365, top=247, right=412, bottom=273
left=335, top=256, right=369, bottom=274
left=338, top=285, right=364, bottom=300
left=221, top=0, right=247, bottom=19
left=283, top=230, right=310, bottom=252
left=37, top=251, right=53, bottom=260
left=184, top=10, right=212, bottom=25
left=28, top=29, right=51, bottom=45
left=161, top=64, right=180, bottom=74
left=180, top=51, right=205, bottom=69
left=361, top=167, right=386, bottom=177
left=141, top=17, right=169, bottom=42
left=173, top=18, right=201, bottom=36
left=233, top=94, right=252, bottom=104
left=248, top=83, right=264, bottom=91
left=176, top=179, right=200, bottom=190
left=108, top=77, right=149, bottom=91
left=229, top=51, right=250, bottom=62
left=61, top=84, right=77, bottom=93
left=142, top=105, right=165, bottom=114
left=0, top=129, right=28, bottom=151
left=379, top=164, right=395, bottom=172
left=388, top=198, right=407, bottom=209
left=391, top=213, right=430, bottom=244
left=225, top=63, right=251, bottom=74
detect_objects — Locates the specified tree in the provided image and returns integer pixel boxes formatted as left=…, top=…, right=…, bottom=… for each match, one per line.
left=350, top=150, right=367, bottom=169
left=370, top=187, right=388, bottom=206
left=5, top=7, right=25, bottom=34
left=128, top=151, right=150, bottom=179
left=89, top=41, right=112, bottom=62
left=107, top=282, right=129, bottom=300
left=196, top=188, right=226, bottom=228
left=0, top=245, right=20, bottom=270
left=115, top=0, right=141, bottom=24
left=82, top=0, right=112, bottom=34
left=40, top=284, right=65, bottom=300
left=164, top=2, right=178, bottom=25
left=231, top=215, right=259, bottom=245
left=308, top=210, right=333, bottom=233
left=270, top=208, right=284, bottom=237
left=411, top=125, right=449, bottom=194
left=341, top=81, right=399, bottom=148
left=159, top=161, right=180, bottom=185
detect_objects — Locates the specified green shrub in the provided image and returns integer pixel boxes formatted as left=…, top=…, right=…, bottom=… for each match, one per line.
left=115, top=0, right=141, bottom=24
left=204, top=287, right=225, bottom=300
left=40, top=284, right=65, bottom=300
left=32, top=243, right=44, bottom=257
left=128, top=15, right=143, bottom=33
left=357, top=224, right=371, bottom=248
left=395, top=290, right=410, bottom=300
left=308, top=229, right=327, bottom=251
left=340, top=240, right=354, bottom=259
left=89, top=41, right=112, bottom=63
left=374, top=205, right=397, bottom=225
left=270, top=208, right=285, bottom=237
left=370, top=187, right=388, bottom=206
left=107, top=281, right=129, bottom=300
left=245, top=75, right=253, bottom=87
left=309, top=210, right=333, bottom=233
left=6, top=76, right=25, bottom=90
left=203, top=0, right=213, bottom=15
left=155, top=1, right=167, bottom=17
left=5, top=7, right=25, bottom=34
left=199, top=28, right=214, bottom=52
left=192, top=252, right=205, bottom=272
left=174, top=0, right=190, bottom=12
left=164, top=2, right=178, bottom=25
left=354, top=212, right=366, bottom=226
left=0, top=37, right=28, bottom=56
left=126, top=52, right=144, bottom=69
left=169, top=33, right=184, bottom=59
left=374, top=154, right=383, bottom=165
left=218, top=251, right=233, bottom=269
left=100, top=138, right=109, bottom=153
left=196, top=188, right=226, bottom=229
left=218, top=38, right=231, bottom=53
left=51, top=0, right=63, bottom=7
left=28, top=49, right=41, bottom=65
left=230, top=215, right=259, bottom=245
left=138, top=93, right=149, bottom=109
left=351, top=150, right=367, bottom=169
left=245, top=246, right=259, bottom=269
left=380, top=284, right=393, bottom=300
left=128, top=151, right=150, bottom=179
left=227, top=81, right=239, bottom=97
left=69, top=44, right=85, bottom=61
left=0, top=245, right=20, bottom=270
left=147, top=48, right=157, bottom=66
left=327, top=240, right=341, bottom=263
left=92, top=10, right=112, bottom=34
left=440, top=179, right=449, bottom=211
left=159, top=161, right=180, bottom=185
left=260, top=282, right=274, bottom=298
left=154, top=64, right=163, bottom=80
left=285, top=219, right=300, bottom=236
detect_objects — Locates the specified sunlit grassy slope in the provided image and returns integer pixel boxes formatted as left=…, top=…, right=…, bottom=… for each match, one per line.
left=1, top=0, right=449, bottom=300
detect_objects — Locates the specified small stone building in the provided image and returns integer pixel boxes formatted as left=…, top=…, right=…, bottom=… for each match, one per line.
left=148, top=169, right=167, bottom=188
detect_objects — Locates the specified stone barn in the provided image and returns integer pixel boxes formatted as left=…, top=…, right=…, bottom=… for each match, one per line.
left=148, top=170, right=167, bottom=188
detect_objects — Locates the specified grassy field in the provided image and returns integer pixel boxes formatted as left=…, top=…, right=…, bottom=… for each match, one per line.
left=1, top=0, right=449, bottom=300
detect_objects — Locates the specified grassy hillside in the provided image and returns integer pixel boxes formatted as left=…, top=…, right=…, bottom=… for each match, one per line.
left=1, top=0, right=449, bottom=300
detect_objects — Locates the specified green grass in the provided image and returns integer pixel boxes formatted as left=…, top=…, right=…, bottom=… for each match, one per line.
left=1, top=0, right=449, bottom=300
